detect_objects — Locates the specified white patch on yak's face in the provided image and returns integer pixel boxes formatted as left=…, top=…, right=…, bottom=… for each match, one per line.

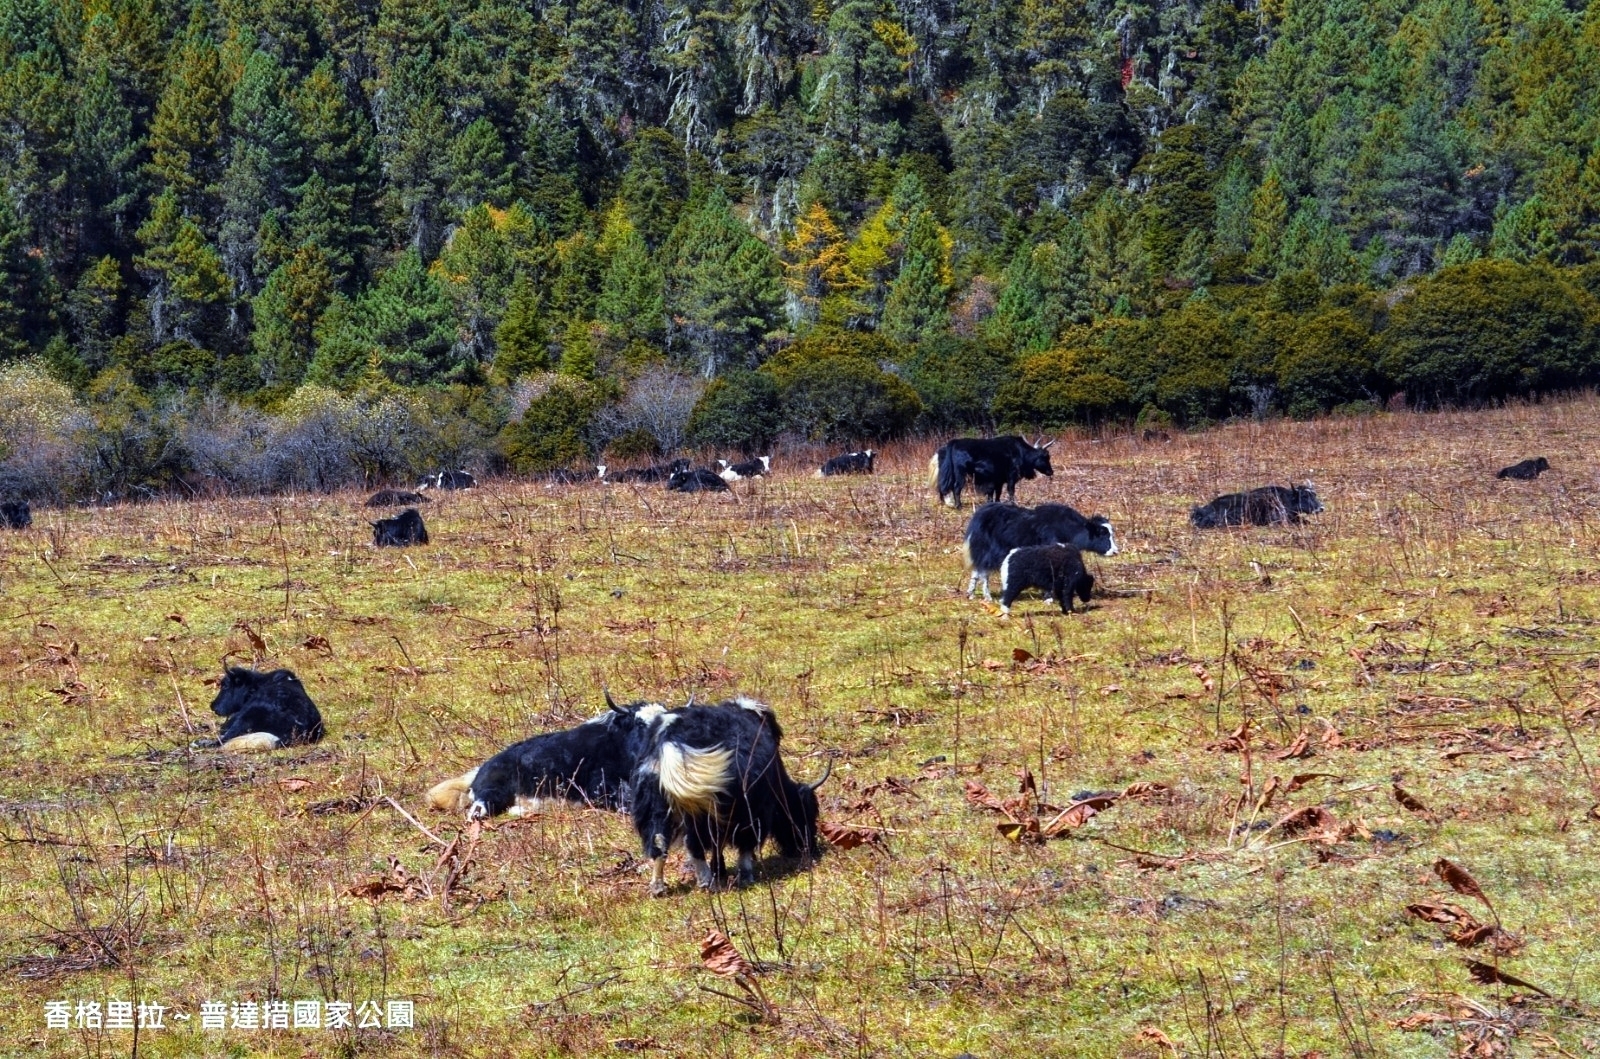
left=635, top=703, right=667, bottom=726
left=1103, top=524, right=1119, bottom=556
left=467, top=799, right=488, bottom=821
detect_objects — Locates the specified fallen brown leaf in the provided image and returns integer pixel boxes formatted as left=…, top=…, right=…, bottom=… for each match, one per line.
left=1121, top=781, right=1171, bottom=799
left=1255, top=775, right=1282, bottom=812
left=1042, top=795, right=1117, bottom=836
left=1273, top=806, right=1338, bottom=835
left=963, top=780, right=1009, bottom=814
left=1012, top=647, right=1034, bottom=662
left=997, top=819, right=1042, bottom=843
left=1274, top=733, right=1313, bottom=759
left=1191, top=663, right=1214, bottom=693
left=1286, top=772, right=1341, bottom=793
left=818, top=821, right=879, bottom=851
left=1405, top=899, right=1475, bottom=926
left=1463, top=959, right=1549, bottom=996
left=700, top=930, right=756, bottom=979
left=1134, top=1025, right=1179, bottom=1054
left=1207, top=721, right=1250, bottom=752
left=1434, top=858, right=1495, bottom=915
left=1393, top=784, right=1431, bottom=815
left=278, top=777, right=314, bottom=792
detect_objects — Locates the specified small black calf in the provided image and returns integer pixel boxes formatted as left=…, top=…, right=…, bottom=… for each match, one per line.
left=1496, top=457, right=1549, bottom=480
left=373, top=507, right=429, bottom=546
left=1190, top=484, right=1323, bottom=528
left=606, top=458, right=690, bottom=485
left=365, top=489, right=429, bottom=507
left=1, top=501, right=31, bottom=529
left=998, top=544, right=1095, bottom=616
left=667, top=467, right=731, bottom=492
left=817, top=450, right=875, bottom=476
left=202, top=667, right=325, bottom=752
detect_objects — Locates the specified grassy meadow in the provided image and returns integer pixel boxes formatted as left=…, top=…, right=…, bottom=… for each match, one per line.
left=3, top=399, right=1600, bottom=1057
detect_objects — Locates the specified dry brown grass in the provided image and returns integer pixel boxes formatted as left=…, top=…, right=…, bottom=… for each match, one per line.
left=1, top=398, right=1598, bottom=1057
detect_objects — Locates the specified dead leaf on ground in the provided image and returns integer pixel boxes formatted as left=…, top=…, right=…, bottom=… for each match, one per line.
left=1042, top=795, right=1118, bottom=835
left=1406, top=900, right=1476, bottom=927
left=1191, top=663, right=1214, bottom=693
left=302, top=634, right=333, bottom=655
left=1286, top=772, right=1341, bottom=792
left=1393, top=784, right=1432, bottom=816
left=1463, top=960, right=1549, bottom=996
left=700, top=930, right=756, bottom=979
left=345, top=856, right=425, bottom=901
left=1121, top=781, right=1171, bottom=799
left=1434, top=858, right=1494, bottom=914
left=1273, top=806, right=1338, bottom=836
left=963, top=780, right=1008, bottom=813
left=1134, top=1025, right=1180, bottom=1054
left=1255, top=775, right=1282, bottom=812
left=278, top=777, right=314, bottom=792
left=818, top=821, right=880, bottom=851
left=1274, top=733, right=1313, bottom=759
left=1207, top=721, right=1250, bottom=752
left=1012, top=647, right=1034, bottom=662
left=997, top=819, right=1043, bottom=843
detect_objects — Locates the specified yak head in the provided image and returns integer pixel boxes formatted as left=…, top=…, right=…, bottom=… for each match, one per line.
left=209, top=666, right=284, bottom=717
left=1023, top=437, right=1056, bottom=480
left=1291, top=483, right=1324, bottom=515
left=774, top=761, right=832, bottom=860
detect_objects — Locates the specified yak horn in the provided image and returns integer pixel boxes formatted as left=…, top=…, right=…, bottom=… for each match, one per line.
left=605, top=689, right=626, bottom=714
left=807, top=760, right=834, bottom=792
left=685, top=693, right=696, bottom=708
left=1042, top=438, right=1057, bottom=449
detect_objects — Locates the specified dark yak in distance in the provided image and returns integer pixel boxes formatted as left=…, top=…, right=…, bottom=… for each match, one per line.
left=365, top=489, right=429, bottom=507
left=667, top=467, right=731, bottom=492
left=604, top=458, right=690, bottom=484
left=930, top=436, right=1055, bottom=508
left=419, top=470, right=476, bottom=490
left=372, top=507, right=429, bottom=546
left=1496, top=457, right=1550, bottom=480
left=201, top=667, right=326, bottom=752
left=1190, top=485, right=1324, bottom=528
left=816, top=450, right=875, bottom=476
left=1, top=501, right=31, bottom=529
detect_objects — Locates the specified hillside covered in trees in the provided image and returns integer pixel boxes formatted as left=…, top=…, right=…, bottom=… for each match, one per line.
left=5, top=0, right=1600, bottom=494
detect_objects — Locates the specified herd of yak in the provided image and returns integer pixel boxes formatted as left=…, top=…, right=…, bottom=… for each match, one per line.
left=0, top=435, right=1555, bottom=895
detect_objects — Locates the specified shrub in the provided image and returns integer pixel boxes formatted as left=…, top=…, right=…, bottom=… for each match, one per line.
left=1275, top=309, right=1378, bottom=417
left=992, top=348, right=1135, bottom=427
left=762, top=352, right=922, bottom=442
left=0, top=360, right=92, bottom=501
left=595, top=367, right=704, bottom=454
left=687, top=370, right=782, bottom=453
left=898, top=335, right=1012, bottom=430
left=1379, top=260, right=1600, bottom=404
left=497, top=374, right=604, bottom=472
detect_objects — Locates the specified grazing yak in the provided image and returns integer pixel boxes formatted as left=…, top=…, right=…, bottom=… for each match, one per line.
left=419, top=470, right=476, bottom=490
left=816, top=450, right=875, bottom=476
left=200, top=667, right=325, bottom=752
left=667, top=467, right=731, bottom=492
left=605, top=458, right=690, bottom=485
left=1497, top=457, right=1550, bottom=480
left=963, top=502, right=1118, bottom=601
left=1190, top=484, right=1323, bottom=528
left=1, top=501, right=31, bottom=529
left=998, top=544, right=1095, bottom=616
left=426, top=698, right=644, bottom=818
left=930, top=436, right=1055, bottom=508
left=718, top=456, right=771, bottom=481
left=365, top=489, right=429, bottom=507
left=373, top=507, right=429, bottom=546
left=630, top=697, right=828, bottom=894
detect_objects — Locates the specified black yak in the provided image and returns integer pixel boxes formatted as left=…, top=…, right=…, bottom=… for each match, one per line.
left=963, top=502, right=1117, bottom=601
left=365, top=489, right=429, bottom=507
left=373, top=507, right=429, bottom=546
left=929, top=436, right=1055, bottom=508
left=1, top=501, right=31, bottom=529
left=666, top=467, right=731, bottom=492
left=718, top=455, right=771, bottom=481
left=1190, top=484, right=1323, bottom=528
left=630, top=697, right=828, bottom=895
left=998, top=544, right=1095, bottom=616
left=605, top=458, right=690, bottom=484
left=419, top=470, right=476, bottom=490
left=1496, top=457, right=1550, bottom=480
left=200, top=667, right=325, bottom=752
left=816, top=450, right=875, bottom=476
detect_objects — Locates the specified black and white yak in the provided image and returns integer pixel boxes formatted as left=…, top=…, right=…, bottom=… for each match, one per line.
left=426, top=697, right=645, bottom=818
left=998, top=544, right=1095, bottom=616
left=630, top=697, right=829, bottom=895
left=816, top=450, right=874, bottom=476
left=1496, top=457, right=1550, bottom=480
left=419, top=470, right=476, bottom=490
left=666, top=467, right=731, bottom=493
left=372, top=507, right=429, bottom=546
left=929, top=436, right=1055, bottom=508
left=718, top=456, right=771, bottom=481
left=365, top=489, right=429, bottom=507
left=963, top=502, right=1118, bottom=601
left=199, top=667, right=326, bottom=752
left=1190, top=484, right=1324, bottom=528
left=1, top=500, right=32, bottom=529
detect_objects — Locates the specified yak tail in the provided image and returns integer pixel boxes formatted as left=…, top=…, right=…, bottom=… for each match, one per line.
left=220, top=732, right=283, bottom=753
left=927, top=452, right=941, bottom=489
left=934, top=446, right=966, bottom=508
left=657, top=743, right=732, bottom=816
left=426, top=767, right=479, bottom=813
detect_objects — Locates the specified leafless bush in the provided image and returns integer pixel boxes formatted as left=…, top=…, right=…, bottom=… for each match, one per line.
left=595, top=367, right=704, bottom=454
left=0, top=361, right=94, bottom=502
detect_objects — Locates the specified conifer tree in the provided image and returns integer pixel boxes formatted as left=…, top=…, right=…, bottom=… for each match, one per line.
left=881, top=209, right=951, bottom=344
left=145, top=15, right=228, bottom=214
left=597, top=208, right=666, bottom=344
left=492, top=272, right=549, bottom=380
left=666, top=191, right=784, bottom=375
left=253, top=244, right=335, bottom=388
left=783, top=202, right=860, bottom=328
left=135, top=190, right=228, bottom=344
left=65, top=255, right=124, bottom=374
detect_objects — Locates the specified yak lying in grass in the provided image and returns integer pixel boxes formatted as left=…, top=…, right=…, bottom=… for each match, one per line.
left=199, top=667, right=326, bottom=752
left=718, top=456, right=771, bottom=481
left=604, top=459, right=690, bottom=484
left=816, top=450, right=874, bottom=476
left=1496, top=457, right=1550, bottom=480
left=1190, top=484, right=1323, bottom=528
left=425, top=699, right=642, bottom=818
left=666, top=467, right=730, bottom=493
left=372, top=507, right=429, bottom=546
left=1, top=501, right=31, bottom=529
left=419, top=470, right=476, bottom=490
left=365, top=489, right=429, bottom=507
left=998, top=544, right=1095, bottom=616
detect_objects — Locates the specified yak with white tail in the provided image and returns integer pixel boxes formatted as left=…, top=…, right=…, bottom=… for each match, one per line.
left=629, top=697, right=829, bottom=896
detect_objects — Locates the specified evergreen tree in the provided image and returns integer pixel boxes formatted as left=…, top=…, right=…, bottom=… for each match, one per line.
left=492, top=273, right=549, bottom=381
left=666, top=191, right=784, bottom=375
left=448, top=117, right=516, bottom=215
left=71, top=54, right=141, bottom=253
left=253, top=244, right=336, bottom=389
left=0, top=191, right=51, bottom=359
left=309, top=249, right=457, bottom=387
left=290, top=59, right=378, bottom=281
left=217, top=51, right=303, bottom=296
left=597, top=209, right=666, bottom=344
left=144, top=16, right=228, bottom=214
left=436, top=204, right=514, bottom=364
left=135, top=190, right=229, bottom=344
left=782, top=202, right=860, bottom=328
left=881, top=209, right=951, bottom=344
left=65, top=255, right=124, bottom=374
